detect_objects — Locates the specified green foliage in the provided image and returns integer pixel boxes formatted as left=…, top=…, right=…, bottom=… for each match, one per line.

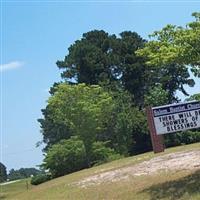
left=180, top=131, right=200, bottom=144
left=116, top=31, right=148, bottom=106
left=44, top=136, right=87, bottom=177
left=56, top=30, right=148, bottom=106
left=40, top=83, right=144, bottom=176
left=8, top=168, right=42, bottom=181
left=0, top=162, right=7, bottom=183
left=40, top=83, right=136, bottom=157
left=45, top=83, right=114, bottom=159
left=146, top=64, right=194, bottom=102
left=31, top=174, right=51, bottom=185
left=38, top=26, right=200, bottom=180
left=57, top=30, right=119, bottom=85
left=144, top=85, right=169, bottom=107
left=137, top=12, right=200, bottom=77
left=90, top=141, right=122, bottom=166
left=56, top=29, right=195, bottom=106
left=100, top=89, right=140, bottom=155
left=165, top=131, right=200, bottom=147
left=129, top=110, right=152, bottom=154
left=186, top=93, right=200, bottom=101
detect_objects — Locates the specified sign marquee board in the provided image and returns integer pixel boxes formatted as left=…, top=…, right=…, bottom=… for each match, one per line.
left=152, top=101, right=200, bottom=135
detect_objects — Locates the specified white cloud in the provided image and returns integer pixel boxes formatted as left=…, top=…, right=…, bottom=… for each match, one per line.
left=0, top=61, right=24, bottom=72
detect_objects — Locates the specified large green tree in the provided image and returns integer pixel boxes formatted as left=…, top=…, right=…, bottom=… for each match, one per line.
left=56, top=30, right=149, bottom=106
left=56, top=30, right=118, bottom=85
left=137, top=12, right=200, bottom=77
left=39, top=83, right=137, bottom=159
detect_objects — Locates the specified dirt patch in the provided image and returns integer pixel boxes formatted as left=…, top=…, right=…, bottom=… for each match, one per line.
left=75, top=150, right=200, bottom=188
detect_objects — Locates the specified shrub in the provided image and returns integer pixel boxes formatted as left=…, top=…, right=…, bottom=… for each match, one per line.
left=165, top=130, right=200, bottom=147
left=179, top=131, right=200, bottom=144
left=91, top=141, right=122, bottom=166
left=31, top=174, right=51, bottom=185
left=44, top=136, right=87, bottom=178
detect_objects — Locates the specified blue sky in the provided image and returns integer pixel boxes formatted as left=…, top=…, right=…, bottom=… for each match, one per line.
left=1, top=1, right=200, bottom=171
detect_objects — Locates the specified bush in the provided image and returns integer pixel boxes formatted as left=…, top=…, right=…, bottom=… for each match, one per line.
left=91, top=141, right=122, bottom=166
left=44, top=136, right=87, bottom=178
left=179, top=131, right=200, bottom=144
left=31, top=174, right=51, bottom=185
left=165, top=130, right=200, bottom=147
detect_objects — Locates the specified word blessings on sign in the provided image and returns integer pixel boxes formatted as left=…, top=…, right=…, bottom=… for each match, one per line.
left=152, top=101, right=200, bottom=135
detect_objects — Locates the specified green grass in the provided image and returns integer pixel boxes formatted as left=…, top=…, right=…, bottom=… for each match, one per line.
left=1, top=142, right=200, bottom=200
left=0, top=179, right=33, bottom=200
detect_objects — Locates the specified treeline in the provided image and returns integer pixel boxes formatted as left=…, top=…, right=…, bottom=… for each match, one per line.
left=37, top=13, right=200, bottom=181
left=0, top=164, right=42, bottom=182
left=8, top=168, right=42, bottom=181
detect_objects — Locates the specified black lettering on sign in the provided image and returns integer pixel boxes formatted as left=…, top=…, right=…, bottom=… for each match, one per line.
left=192, top=116, right=198, bottom=121
left=195, top=110, right=200, bottom=116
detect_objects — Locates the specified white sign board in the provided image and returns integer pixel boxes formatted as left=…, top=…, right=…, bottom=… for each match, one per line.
left=152, top=101, right=200, bottom=135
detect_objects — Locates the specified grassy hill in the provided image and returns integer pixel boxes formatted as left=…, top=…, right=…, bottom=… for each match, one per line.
left=1, top=142, right=200, bottom=200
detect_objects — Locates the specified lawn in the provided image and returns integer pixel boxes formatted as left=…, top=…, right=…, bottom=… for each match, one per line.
left=0, top=179, right=33, bottom=200
left=1, top=142, right=199, bottom=200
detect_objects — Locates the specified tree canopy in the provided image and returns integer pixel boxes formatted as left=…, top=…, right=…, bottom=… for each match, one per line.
left=39, top=83, right=138, bottom=157
left=57, top=30, right=195, bottom=105
left=137, top=12, right=200, bottom=77
left=56, top=30, right=149, bottom=106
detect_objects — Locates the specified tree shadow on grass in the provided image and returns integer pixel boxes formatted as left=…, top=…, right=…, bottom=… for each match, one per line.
left=139, top=170, right=200, bottom=200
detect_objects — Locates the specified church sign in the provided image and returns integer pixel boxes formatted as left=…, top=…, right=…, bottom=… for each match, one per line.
left=152, top=101, right=200, bottom=135
left=146, top=101, right=200, bottom=153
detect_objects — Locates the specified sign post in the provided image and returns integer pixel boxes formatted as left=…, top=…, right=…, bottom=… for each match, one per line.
left=146, top=107, right=165, bottom=153
left=147, top=101, right=200, bottom=153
